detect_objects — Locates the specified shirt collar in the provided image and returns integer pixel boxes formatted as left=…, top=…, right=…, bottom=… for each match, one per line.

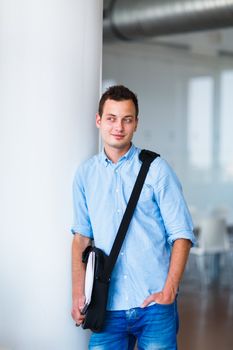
left=100, top=144, right=137, bottom=166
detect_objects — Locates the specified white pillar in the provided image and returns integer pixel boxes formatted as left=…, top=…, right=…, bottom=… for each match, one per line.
left=0, top=1, right=102, bottom=349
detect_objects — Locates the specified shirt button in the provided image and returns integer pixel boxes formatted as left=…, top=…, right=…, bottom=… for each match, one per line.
left=117, top=209, right=120, bottom=213
left=125, top=296, right=129, bottom=301
left=121, top=252, right=124, bottom=255
left=124, top=275, right=127, bottom=279
left=116, top=188, right=119, bottom=193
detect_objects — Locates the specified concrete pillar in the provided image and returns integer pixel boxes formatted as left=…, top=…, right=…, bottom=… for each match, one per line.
left=0, top=1, right=102, bottom=349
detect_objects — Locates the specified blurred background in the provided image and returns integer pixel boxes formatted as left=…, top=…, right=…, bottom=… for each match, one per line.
left=102, top=1, right=233, bottom=349
left=0, top=1, right=233, bottom=349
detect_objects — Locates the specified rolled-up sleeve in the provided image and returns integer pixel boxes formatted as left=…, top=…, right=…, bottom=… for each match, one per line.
left=154, top=159, right=196, bottom=246
left=71, top=168, right=93, bottom=239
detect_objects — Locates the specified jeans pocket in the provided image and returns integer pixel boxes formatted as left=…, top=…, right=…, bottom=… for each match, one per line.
left=156, top=301, right=175, bottom=307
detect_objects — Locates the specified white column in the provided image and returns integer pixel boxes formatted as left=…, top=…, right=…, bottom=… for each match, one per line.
left=0, top=1, right=102, bottom=349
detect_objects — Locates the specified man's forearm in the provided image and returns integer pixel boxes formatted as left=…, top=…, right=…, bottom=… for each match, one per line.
left=72, top=233, right=91, bottom=301
left=162, top=238, right=192, bottom=300
left=71, top=233, right=91, bottom=324
left=141, top=238, right=192, bottom=307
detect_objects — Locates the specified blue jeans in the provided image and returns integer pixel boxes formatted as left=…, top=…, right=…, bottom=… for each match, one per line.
left=89, top=301, right=179, bottom=350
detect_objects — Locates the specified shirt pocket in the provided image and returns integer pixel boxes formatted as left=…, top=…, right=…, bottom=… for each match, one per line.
left=139, top=184, right=154, bottom=203
left=123, top=183, right=154, bottom=204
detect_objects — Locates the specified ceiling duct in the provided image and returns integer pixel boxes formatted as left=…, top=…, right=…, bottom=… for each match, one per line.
left=104, top=0, right=233, bottom=41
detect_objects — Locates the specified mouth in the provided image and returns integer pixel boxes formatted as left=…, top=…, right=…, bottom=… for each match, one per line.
left=111, top=134, right=125, bottom=140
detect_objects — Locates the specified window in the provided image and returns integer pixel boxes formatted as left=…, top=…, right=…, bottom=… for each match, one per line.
left=187, top=76, right=214, bottom=170
left=219, top=70, right=233, bottom=181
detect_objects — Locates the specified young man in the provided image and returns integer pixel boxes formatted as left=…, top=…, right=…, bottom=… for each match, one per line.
left=71, top=85, right=195, bottom=350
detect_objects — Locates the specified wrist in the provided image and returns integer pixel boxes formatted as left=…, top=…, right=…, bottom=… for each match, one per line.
left=162, top=283, right=177, bottom=301
left=72, top=293, right=85, bottom=305
left=164, top=274, right=179, bottom=295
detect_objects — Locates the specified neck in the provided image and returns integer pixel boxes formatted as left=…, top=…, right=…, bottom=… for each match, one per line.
left=104, top=144, right=132, bottom=163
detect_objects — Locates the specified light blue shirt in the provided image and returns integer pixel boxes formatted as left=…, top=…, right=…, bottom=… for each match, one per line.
left=71, top=144, right=195, bottom=310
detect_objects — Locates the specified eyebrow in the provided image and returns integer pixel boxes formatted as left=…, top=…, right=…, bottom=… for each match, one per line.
left=106, top=113, right=134, bottom=118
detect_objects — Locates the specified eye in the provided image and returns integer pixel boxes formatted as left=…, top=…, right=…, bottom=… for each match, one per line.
left=107, top=117, right=115, bottom=122
left=124, top=118, right=133, bottom=124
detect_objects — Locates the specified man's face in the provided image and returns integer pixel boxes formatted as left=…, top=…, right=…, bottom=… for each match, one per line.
left=96, top=99, right=138, bottom=152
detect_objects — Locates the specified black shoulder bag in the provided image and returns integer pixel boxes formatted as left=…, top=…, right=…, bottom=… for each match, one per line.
left=81, top=150, right=160, bottom=332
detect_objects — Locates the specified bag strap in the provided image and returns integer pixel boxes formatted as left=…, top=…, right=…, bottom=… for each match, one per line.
left=102, top=149, right=160, bottom=282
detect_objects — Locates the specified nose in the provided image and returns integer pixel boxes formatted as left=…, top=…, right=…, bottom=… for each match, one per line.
left=115, top=119, right=123, bottom=132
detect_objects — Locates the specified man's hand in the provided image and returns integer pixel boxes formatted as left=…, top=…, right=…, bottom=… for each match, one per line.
left=71, top=295, right=86, bottom=326
left=141, top=289, right=175, bottom=308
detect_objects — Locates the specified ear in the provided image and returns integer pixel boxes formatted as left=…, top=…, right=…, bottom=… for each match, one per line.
left=96, top=113, right=101, bottom=128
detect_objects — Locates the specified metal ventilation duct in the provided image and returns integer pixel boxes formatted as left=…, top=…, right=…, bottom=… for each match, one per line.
left=104, top=0, right=233, bottom=41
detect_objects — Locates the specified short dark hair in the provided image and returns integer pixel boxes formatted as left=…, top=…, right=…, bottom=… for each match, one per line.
left=98, top=85, right=139, bottom=117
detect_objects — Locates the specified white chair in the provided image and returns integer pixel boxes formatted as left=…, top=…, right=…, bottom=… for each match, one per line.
left=190, top=217, right=231, bottom=286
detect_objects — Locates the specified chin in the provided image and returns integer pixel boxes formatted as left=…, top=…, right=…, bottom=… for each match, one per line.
left=112, top=142, right=130, bottom=150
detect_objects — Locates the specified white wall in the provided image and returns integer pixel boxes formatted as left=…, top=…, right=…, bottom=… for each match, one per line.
left=103, top=42, right=233, bottom=222
left=0, top=1, right=102, bottom=349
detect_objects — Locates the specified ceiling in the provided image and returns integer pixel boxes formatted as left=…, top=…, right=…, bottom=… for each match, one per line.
left=103, top=0, right=233, bottom=57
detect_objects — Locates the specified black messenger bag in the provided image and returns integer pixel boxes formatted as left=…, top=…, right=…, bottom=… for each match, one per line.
left=81, top=150, right=160, bottom=332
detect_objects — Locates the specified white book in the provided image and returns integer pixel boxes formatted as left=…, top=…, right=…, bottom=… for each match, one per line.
left=82, top=251, right=95, bottom=314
